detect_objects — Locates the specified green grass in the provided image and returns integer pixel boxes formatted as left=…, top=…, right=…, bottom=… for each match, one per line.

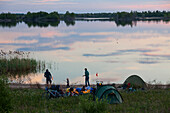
left=8, top=88, right=170, bottom=113
left=0, top=77, right=12, bottom=113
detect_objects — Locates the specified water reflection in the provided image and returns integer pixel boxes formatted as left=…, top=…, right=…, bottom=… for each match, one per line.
left=24, top=21, right=60, bottom=28
left=0, top=21, right=18, bottom=28
left=8, top=73, right=44, bottom=84
left=115, top=20, right=136, bottom=27
left=0, top=20, right=169, bottom=84
left=0, top=19, right=169, bottom=28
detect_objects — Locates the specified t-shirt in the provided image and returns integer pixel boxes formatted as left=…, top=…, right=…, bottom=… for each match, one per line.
left=85, top=70, right=89, bottom=78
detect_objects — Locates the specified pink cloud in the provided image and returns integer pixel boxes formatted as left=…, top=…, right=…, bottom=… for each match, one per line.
left=143, top=53, right=170, bottom=57
left=41, top=0, right=60, bottom=2
left=119, top=4, right=170, bottom=10
left=32, top=0, right=78, bottom=5
left=0, top=40, right=38, bottom=44
left=0, top=0, right=12, bottom=1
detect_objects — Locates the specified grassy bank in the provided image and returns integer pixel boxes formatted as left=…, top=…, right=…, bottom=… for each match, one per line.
left=6, top=88, right=169, bottom=113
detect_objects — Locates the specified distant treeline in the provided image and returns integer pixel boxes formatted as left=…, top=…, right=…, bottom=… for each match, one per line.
left=0, top=11, right=75, bottom=22
left=0, top=11, right=169, bottom=27
left=76, top=10, right=170, bottom=19
left=0, top=10, right=169, bottom=21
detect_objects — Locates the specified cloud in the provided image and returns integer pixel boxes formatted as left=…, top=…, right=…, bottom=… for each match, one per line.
left=83, top=52, right=122, bottom=57
left=0, top=35, right=71, bottom=51
left=148, top=44, right=169, bottom=47
left=83, top=48, right=157, bottom=57
left=0, top=0, right=12, bottom=1
left=0, top=29, right=168, bottom=54
left=0, top=0, right=169, bottom=13
left=143, top=53, right=170, bottom=60
left=40, top=0, right=60, bottom=2
left=32, top=0, right=61, bottom=4
left=117, top=4, right=170, bottom=10
left=80, top=32, right=114, bottom=36
left=104, top=60, right=120, bottom=63
left=31, top=0, right=78, bottom=5
left=79, top=31, right=169, bottom=40
left=17, top=46, right=70, bottom=51
left=138, top=61, right=159, bottom=64
left=125, top=67, right=141, bottom=70
left=0, top=31, right=99, bottom=51
left=119, top=49, right=157, bottom=53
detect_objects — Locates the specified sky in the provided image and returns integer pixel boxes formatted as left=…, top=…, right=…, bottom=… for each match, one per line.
left=0, top=0, right=170, bottom=13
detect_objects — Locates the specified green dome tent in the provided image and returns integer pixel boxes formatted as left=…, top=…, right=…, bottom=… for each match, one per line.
left=123, top=75, right=147, bottom=89
left=95, top=85, right=123, bottom=104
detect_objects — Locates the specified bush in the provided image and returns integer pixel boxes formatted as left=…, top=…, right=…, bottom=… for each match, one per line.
left=0, top=76, right=12, bottom=113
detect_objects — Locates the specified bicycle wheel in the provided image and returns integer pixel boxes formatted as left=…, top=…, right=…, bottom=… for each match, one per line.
left=42, top=92, right=51, bottom=99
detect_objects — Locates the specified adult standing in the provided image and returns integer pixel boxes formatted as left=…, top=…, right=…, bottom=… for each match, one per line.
left=44, top=69, right=52, bottom=88
left=83, top=68, right=90, bottom=87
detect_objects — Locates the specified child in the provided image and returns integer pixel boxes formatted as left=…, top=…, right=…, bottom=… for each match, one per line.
left=67, top=78, right=70, bottom=88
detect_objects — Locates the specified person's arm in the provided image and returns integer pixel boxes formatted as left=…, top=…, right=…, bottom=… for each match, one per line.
left=82, top=72, right=86, bottom=77
left=84, top=71, right=88, bottom=77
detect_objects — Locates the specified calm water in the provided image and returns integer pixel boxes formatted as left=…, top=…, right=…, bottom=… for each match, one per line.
left=0, top=20, right=170, bottom=84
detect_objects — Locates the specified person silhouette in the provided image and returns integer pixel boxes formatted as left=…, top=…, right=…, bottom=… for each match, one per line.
left=83, top=68, right=90, bottom=87
left=66, top=78, right=70, bottom=88
left=44, top=69, right=52, bottom=88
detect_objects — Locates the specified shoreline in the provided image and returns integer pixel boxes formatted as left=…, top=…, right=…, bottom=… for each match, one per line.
left=9, top=83, right=170, bottom=89
left=1, top=17, right=169, bottom=23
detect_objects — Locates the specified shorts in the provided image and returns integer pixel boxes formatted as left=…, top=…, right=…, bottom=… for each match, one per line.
left=46, top=79, right=52, bottom=84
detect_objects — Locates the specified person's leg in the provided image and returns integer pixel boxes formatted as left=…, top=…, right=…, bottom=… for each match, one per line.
left=88, top=78, right=90, bottom=86
left=85, top=78, right=87, bottom=87
left=46, top=79, right=48, bottom=88
left=49, top=79, right=52, bottom=88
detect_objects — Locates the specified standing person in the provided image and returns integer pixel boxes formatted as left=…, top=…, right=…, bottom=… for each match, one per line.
left=83, top=68, right=90, bottom=87
left=44, top=69, right=52, bottom=88
left=66, top=78, right=70, bottom=88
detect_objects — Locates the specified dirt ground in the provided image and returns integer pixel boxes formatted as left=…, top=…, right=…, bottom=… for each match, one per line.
left=9, top=83, right=170, bottom=89
left=9, top=83, right=95, bottom=89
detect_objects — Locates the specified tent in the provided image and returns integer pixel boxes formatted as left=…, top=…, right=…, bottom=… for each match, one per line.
left=123, top=75, right=147, bottom=89
left=95, top=85, right=123, bottom=104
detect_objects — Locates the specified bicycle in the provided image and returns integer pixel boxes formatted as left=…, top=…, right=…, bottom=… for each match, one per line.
left=42, top=87, right=64, bottom=99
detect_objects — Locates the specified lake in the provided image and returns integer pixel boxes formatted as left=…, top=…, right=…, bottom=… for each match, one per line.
left=0, top=20, right=170, bottom=85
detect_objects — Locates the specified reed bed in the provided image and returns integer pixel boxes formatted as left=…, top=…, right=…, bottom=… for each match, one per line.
left=0, top=50, right=46, bottom=76
left=0, top=57, right=38, bottom=76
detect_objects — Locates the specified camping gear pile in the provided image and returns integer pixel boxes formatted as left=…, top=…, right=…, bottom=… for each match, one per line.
left=43, top=85, right=95, bottom=99
left=43, top=74, right=147, bottom=104
left=65, top=86, right=95, bottom=96
left=44, top=84, right=123, bottom=104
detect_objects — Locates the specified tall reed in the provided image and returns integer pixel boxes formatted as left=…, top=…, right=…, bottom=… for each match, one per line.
left=0, top=57, right=38, bottom=76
